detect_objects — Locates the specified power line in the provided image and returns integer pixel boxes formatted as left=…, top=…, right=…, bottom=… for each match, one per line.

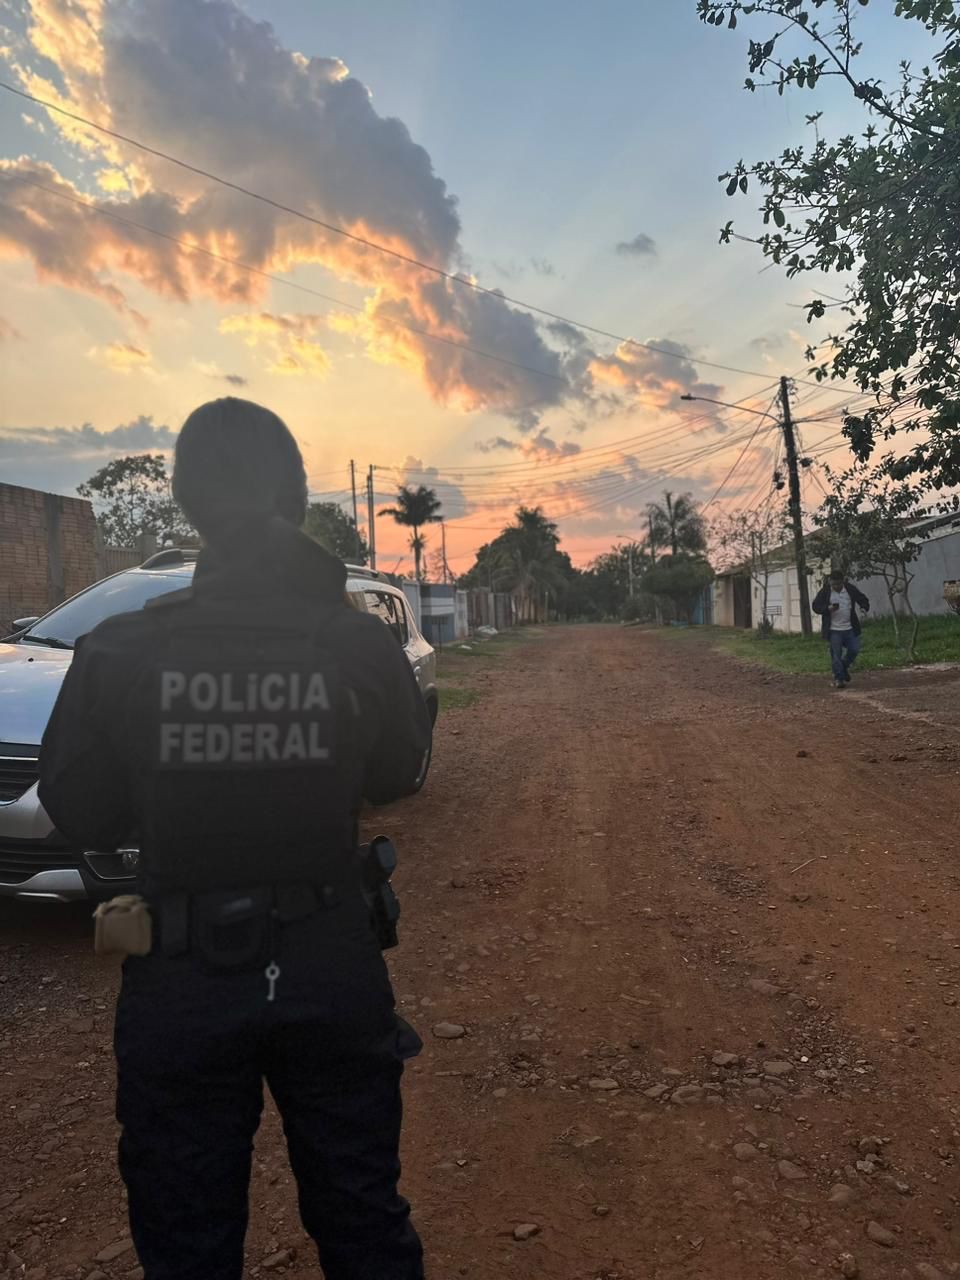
left=378, top=386, right=781, bottom=479
left=8, top=174, right=568, bottom=387
left=565, top=424, right=773, bottom=520
left=700, top=421, right=768, bottom=514
left=406, top=420, right=770, bottom=511
left=0, top=79, right=841, bottom=391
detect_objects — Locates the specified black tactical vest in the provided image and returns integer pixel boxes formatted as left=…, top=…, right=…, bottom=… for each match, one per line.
left=131, top=589, right=363, bottom=896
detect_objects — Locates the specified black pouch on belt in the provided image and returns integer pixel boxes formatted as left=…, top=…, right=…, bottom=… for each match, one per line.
left=191, top=887, right=274, bottom=973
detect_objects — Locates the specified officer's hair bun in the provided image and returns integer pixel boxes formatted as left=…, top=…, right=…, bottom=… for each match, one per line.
left=173, top=397, right=308, bottom=538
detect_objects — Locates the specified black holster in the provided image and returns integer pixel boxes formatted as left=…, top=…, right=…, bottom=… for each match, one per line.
left=359, top=836, right=401, bottom=951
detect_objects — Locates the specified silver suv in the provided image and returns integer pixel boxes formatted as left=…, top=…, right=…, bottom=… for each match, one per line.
left=0, top=551, right=437, bottom=901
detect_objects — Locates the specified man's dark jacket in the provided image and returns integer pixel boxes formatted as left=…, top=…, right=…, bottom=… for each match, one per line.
left=38, top=520, right=432, bottom=896
left=811, top=580, right=870, bottom=639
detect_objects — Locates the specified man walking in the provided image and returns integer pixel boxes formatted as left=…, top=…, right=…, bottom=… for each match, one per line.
left=812, top=569, right=870, bottom=689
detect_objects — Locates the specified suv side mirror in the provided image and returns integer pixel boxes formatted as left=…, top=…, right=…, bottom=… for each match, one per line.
left=12, top=617, right=39, bottom=633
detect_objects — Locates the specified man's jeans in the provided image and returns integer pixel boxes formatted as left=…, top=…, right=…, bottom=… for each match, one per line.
left=829, top=628, right=861, bottom=681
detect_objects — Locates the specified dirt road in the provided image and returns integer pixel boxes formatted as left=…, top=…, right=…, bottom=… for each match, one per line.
left=3, top=625, right=960, bottom=1280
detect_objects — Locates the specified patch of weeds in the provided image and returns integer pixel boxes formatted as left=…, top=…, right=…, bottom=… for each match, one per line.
left=440, top=685, right=481, bottom=711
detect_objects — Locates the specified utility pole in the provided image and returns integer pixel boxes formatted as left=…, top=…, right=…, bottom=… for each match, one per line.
left=440, top=518, right=449, bottom=585
left=779, top=376, right=812, bottom=636
left=349, top=460, right=361, bottom=563
left=366, top=465, right=377, bottom=571
left=627, top=546, right=635, bottom=598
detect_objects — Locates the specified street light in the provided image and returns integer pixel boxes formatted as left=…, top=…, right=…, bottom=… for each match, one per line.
left=615, top=532, right=637, bottom=598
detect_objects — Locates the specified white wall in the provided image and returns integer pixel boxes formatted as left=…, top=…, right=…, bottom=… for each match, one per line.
left=752, top=558, right=827, bottom=634
left=856, top=526, right=960, bottom=618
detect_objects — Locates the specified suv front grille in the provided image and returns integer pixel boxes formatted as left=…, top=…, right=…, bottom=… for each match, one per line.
left=0, top=839, right=80, bottom=885
left=0, top=756, right=39, bottom=805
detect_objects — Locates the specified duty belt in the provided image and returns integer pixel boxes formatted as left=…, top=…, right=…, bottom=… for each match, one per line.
left=153, top=881, right=339, bottom=967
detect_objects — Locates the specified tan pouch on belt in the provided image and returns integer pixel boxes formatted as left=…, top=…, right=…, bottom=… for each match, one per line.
left=93, top=895, right=153, bottom=956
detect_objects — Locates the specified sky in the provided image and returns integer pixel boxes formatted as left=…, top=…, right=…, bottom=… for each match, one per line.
left=0, top=0, right=933, bottom=574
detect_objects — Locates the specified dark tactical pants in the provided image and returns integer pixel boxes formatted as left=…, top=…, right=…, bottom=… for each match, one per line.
left=114, top=903, right=424, bottom=1280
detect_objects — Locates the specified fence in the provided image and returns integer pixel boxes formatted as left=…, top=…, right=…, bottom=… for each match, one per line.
left=465, top=587, right=516, bottom=632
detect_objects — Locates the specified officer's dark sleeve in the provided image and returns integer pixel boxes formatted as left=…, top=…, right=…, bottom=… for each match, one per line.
left=811, top=585, right=829, bottom=615
left=349, top=619, right=432, bottom=805
left=851, top=583, right=870, bottom=611
left=38, top=634, right=134, bottom=851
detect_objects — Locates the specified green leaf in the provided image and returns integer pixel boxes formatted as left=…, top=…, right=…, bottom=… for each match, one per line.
left=726, top=176, right=739, bottom=196
left=773, top=208, right=786, bottom=227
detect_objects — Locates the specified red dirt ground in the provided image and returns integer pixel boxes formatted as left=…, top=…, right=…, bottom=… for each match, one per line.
left=2, top=625, right=959, bottom=1280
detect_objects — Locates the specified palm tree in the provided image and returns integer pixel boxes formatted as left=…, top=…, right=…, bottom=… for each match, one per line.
left=491, top=507, right=566, bottom=621
left=646, top=491, right=707, bottom=559
left=378, top=485, right=443, bottom=580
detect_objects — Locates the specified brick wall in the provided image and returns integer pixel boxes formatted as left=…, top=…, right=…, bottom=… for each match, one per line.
left=0, top=483, right=99, bottom=633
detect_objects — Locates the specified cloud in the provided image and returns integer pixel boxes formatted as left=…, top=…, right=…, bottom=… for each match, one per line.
left=0, top=414, right=177, bottom=493
left=379, top=456, right=469, bottom=521
left=475, top=430, right=581, bottom=459
left=88, top=339, right=153, bottom=372
left=0, top=317, right=23, bottom=341
left=1, top=0, right=720, bottom=437
left=529, top=257, right=556, bottom=277
left=192, top=359, right=247, bottom=387
left=748, top=333, right=784, bottom=353
left=97, top=167, right=131, bottom=193
left=615, top=233, right=657, bottom=258
left=220, top=311, right=329, bottom=378
left=588, top=337, right=723, bottom=414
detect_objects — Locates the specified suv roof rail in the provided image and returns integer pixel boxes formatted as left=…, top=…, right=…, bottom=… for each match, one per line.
left=344, top=563, right=381, bottom=580
left=140, top=548, right=200, bottom=569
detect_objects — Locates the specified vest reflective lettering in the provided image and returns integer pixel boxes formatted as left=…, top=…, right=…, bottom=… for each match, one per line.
left=206, top=724, right=232, bottom=763
left=302, top=673, right=330, bottom=711
left=159, top=720, right=332, bottom=765
left=260, top=673, right=285, bottom=711
left=161, top=671, right=187, bottom=711
left=246, top=672, right=261, bottom=712
left=254, top=723, right=280, bottom=760
left=157, top=665, right=336, bottom=768
left=182, top=723, right=206, bottom=763
left=189, top=673, right=218, bottom=712
left=160, top=723, right=181, bottom=762
left=221, top=677, right=244, bottom=714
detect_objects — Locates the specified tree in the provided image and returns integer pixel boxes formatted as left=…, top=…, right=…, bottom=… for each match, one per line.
left=700, top=0, right=960, bottom=495
left=303, top=501, right=367, bottom=563
left=590, top=542, right=655, bottom=619
left=641, top=555, right=715, bottom=623
left=813, top=466, right=931, bottom=660
left=712, top=505, right=789, bottom=635
left=378, top=485, right=442, bottom=580
left=460, top=507, right=572, bottom=621
left=646, top=492, right=707, bottom=559
left=78, top=453, right=192, bottom=547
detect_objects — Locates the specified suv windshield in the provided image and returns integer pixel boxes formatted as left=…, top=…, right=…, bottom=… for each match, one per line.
left=21, top=569, right=193, bottom=649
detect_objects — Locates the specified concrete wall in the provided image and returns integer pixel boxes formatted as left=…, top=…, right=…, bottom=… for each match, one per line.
left=856, top=526, right=960, bottom=618
left=0, top=483, right=98, bottom=633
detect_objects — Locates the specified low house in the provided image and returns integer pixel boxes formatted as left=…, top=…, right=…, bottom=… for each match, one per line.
left=713, top=542, right=826, bottom=635
left=714, top=511, right=960, bottom=634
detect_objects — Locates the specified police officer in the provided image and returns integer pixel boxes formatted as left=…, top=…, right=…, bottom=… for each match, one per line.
left=39, top=398, right=431, bottom=1280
